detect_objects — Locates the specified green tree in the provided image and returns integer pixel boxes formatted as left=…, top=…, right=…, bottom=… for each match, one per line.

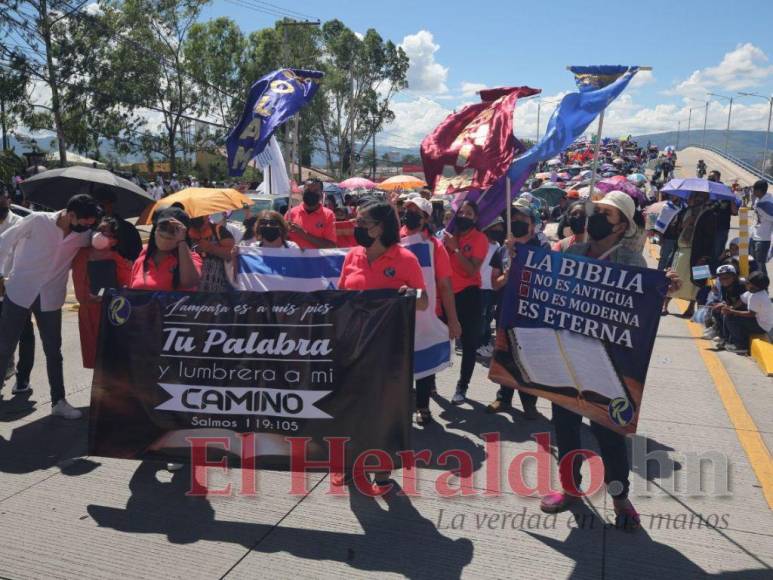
left=0, top=53, right=30, bottom=151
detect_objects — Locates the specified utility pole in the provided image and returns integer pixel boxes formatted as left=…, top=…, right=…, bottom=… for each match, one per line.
left=372, top=131, right=376, bottom=180
left=39, top=0, right=67, bottom=167
left=703, top=100, right=709, bottom=147
left=676, top=121, right=681, bottom=150
left=278, top=19, right=321, bottom=183
left=738, top=92, right=773, bottom=177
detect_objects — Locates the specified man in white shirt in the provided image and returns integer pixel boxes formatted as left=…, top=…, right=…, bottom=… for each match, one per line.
left=0, top=194, right=99, bottom=419
left=750, top=180, right=772, bottom=276
left=722, top=272, right=773, bottom=354
left=0, top=189, right=35, bottom=392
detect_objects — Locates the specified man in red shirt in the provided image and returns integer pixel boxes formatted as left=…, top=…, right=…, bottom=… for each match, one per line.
left=285, top=179, right=337, bottom=249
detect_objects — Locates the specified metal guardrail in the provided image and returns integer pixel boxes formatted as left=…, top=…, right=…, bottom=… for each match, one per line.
left=685, top=144, right=773, bottom=185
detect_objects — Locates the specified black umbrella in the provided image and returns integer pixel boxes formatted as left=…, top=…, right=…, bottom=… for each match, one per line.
left=20, top=166, right=154, bottom=218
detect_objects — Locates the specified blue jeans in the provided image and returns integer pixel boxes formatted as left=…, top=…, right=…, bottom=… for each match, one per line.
left=752, top=240, right=770, bottom=276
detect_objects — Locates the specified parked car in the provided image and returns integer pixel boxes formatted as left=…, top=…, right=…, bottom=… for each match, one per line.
left=10, top=204, right=31, bottom=218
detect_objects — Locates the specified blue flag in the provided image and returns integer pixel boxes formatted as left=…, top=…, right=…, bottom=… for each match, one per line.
left=226, top=68, right=323, bottom=177
left=506, top=66, right=639, bottom=184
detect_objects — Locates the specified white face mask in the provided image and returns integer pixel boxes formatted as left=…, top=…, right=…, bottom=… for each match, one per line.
left=91, top=232, right=112, bottom=251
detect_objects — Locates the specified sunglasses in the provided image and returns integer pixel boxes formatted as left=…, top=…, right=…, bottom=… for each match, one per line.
left=258, top=219, right=281, bottom=227
left=158, top=221, right=180, bottom=234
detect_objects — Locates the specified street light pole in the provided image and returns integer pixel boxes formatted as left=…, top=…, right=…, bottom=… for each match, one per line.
left=703, top=100, right=709, bottom=147
left=738, top=92, right=773, bottom=178
left=536, top=101, right=541, bottom=142
left=708, top=93, right=733, bottom=155
left=676, top=121, right=681, bottom=150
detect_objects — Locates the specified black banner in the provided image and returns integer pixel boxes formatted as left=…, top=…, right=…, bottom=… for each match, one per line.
left=88, top=289, right=415, bottom=468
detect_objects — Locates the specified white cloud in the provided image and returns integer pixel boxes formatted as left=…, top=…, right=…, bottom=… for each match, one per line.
left=354, top=31, right=364, bottom=41
left=379, top=97, right=451, bottom=148
left=629, top=69, right=655, bottom=89
left=85, top=2, right=102, bottom=16
left=460, top=82, right=487, bottom=97
left=399, top=30, right=448, bottom=94
left=671, top=43, right=773, bottom=98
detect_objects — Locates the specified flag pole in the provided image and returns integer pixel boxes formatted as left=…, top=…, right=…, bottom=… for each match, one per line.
left=505, top=177, right=512, bottom=240
left=586, top=109, right=606, bottom=200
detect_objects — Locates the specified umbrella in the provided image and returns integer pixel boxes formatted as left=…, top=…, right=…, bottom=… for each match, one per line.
left=530, top=186, right=566, bottom=207
left=579, top=170, right=593, bottom=179
left=20, top=166, right=153, bottom=218
left=599, top=163, right=615, bottom=171
left=546, top=158, right=561, bottom=166
left=627, top=173, right=647, bottom=184
left=595, top=178, right=647, bottom=204
left=323, top=182, right=343, bottom=194
left=534, top=172, right=552, bottom=180
left=660, top=178, right=738, bottom=202
left=557, top=172, right=571, bottom=181
left=339, top=176, right=376, bottom=190
left=137, top=187, right=252, bottom=225
left=378, top=175, right=427, bottom=191
left=607, top=175, right=627, bottom=184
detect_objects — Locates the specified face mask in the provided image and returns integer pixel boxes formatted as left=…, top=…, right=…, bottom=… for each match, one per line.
left=456, top=216, right=474, bottom=232
left=489, top=230, right=506, bottom=245
left=587, top=213, right=614, bottom=241
left=91, top=232, right=112, bottom=250
left=511, top=221, right=530, bottom=238
left=354, top=226, right=375, bottom=248
left=259, top=226, right=281, bottom=242
left=210, top=212, right=226, bottom=225
left=71, top=223, right=93, bottom=233
left=155, top=231, right=178, bottom=252
left=303, top=191, right=321, bottom=208
left=569, top=216, right=586, bottom=234
left=404, top=212, right=422, bottom=230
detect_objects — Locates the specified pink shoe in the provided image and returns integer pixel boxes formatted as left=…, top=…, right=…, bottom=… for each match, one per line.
left=613, top=499, right=641, bottom=531
left=540, top=492, right=579, bottom=514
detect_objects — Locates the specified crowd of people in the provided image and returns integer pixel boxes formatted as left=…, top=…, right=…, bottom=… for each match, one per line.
left=0, top=137, right=771, bottom=530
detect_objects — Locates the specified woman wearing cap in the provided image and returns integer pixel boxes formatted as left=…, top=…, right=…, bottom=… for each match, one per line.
left=666, top=191, right=717, bottom=318
left=336, top=199, right=428, bottom=493
left=130, top=207, right=202, bottom=292
left=72, top=217, right=133, bottom=369
left=443, top=200, right=488, bottom=405
left=401, top=197, right=462, bottom=425
left=486, top=199, right=546, bottom=418
left=540, top=191, right=680, bottom=531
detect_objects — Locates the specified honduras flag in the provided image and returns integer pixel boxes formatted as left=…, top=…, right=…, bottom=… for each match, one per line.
left=234, top=234, right=451, bottom=380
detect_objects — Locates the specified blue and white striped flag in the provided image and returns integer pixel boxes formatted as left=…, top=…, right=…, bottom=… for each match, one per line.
left=234, top=234, right=451, bottom=379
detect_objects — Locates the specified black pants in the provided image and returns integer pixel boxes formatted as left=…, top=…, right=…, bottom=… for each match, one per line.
left=454, top=285, right=481, bottom=391
left=496, top=386, right=537, bottom=411
left=725, top=315, right=766, bottom=348
left=0, top=300, right=34, bottom=384
left=552, top=403, right=630, bottom=499
left=0, top=297, right=65, bottom=403
left=752, top=240, right=770, bottom=277
left=415, top=375, right=435, bottom=409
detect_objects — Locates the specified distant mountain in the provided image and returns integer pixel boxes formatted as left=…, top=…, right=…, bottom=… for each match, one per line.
left=633, top=129, right=771, bottom=170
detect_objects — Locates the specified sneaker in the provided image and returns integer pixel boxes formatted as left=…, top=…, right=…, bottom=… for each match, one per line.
left=725, top=344, right=749, bottom=355
left=486, top=400, right=512, bottom=414
left=11, top=381, right=31, bottom=395
left=613, top=498, right=641, bottom=531
left=330, top=471, right=352, bottom=487
left=166, top=462, right=184, bottom=472
left=51, top=400, right=82, bottom=420
left=702, top=328, right=718, bottom=340
left=540, top=492, right=579, bottom=514
left=451, top=389, right=466, bottom=405
left=714, top=340, right=726, bottom=350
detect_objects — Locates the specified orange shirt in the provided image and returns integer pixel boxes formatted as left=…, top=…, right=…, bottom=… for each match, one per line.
left=448, top=228, right=488, bottom=293
left=129, top=246, right=203, bottom=291
left=338, top=244, right=426, bottom=292
left=285, top=205, right=337, bottom=249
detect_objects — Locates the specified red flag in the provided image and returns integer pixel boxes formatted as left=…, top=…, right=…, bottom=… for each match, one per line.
left=420, top=86, right=540, bottom=196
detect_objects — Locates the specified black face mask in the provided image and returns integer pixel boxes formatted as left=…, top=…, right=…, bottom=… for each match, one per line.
left=569, top=216, right=586, bottom=234
left=259, top=226, right=281, bottom=242
left=403, top=212, right=422, bottom=230
left=303, top=191, right=321, bottom=208
left=489, top=230, right=506, bottom=245
left=587, top=213, right=614, bottom=241
left=354, top=226, right=375, bottom=248
left=0, top=206, right=8, bottom=220
left=511, top=221, right=530, bottom=238
left=70, top=222, right=93, bottom=233
left=456, top=216, right=474, bottom=232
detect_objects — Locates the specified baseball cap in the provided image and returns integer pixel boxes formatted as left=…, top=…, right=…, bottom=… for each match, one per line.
left=405, top=197, right=433, bottom=216
left=511, top=198, right=536, bottom=223
left=154, top=206, right=191, bottom=228
left=595, top=191, right=637, bottom=237
left=716, top=264, right=737, bottom=276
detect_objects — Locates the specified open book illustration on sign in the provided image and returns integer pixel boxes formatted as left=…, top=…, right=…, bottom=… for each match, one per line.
left=507, top=327, right=634, bottom=409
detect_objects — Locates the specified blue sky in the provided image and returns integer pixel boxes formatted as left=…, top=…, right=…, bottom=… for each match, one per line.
left=199, top=0, right=773, bottom=147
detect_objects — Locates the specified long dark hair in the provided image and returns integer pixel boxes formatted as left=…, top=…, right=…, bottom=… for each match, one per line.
left=361, top=200, right=400, bottom=247
left=458, top=200, right=480, bottom=229
left=143, top=223, right=192, bottom=290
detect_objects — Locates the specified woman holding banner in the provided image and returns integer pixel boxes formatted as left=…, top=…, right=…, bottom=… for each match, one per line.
left=400, top=197, right=462, bottom=425
left=443, top=201, right=488, bottom=405
left=540, top=191, right=680, bottom=531
left=336, top=199, right=428, bottom=493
